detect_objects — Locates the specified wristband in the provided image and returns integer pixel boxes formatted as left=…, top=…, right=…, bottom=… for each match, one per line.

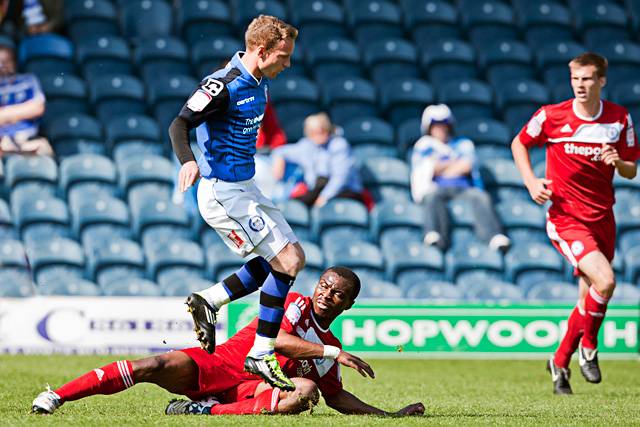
left=323, top=345, right=340, bottom=360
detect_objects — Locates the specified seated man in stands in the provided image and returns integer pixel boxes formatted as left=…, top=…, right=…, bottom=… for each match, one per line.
left=411, top=104, right=509, bottom=252
left=0, top=42, right=53, bottom=157
left=272, top=113, right=363, bottom=208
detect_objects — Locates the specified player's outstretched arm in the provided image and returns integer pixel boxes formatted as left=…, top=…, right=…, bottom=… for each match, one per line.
left=275, top=330, right=375, bottom=378
left=324, top=389, right=424, bottom=416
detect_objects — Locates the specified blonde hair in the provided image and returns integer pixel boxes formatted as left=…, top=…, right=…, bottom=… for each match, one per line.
left=245, top=15, right=298, bottom=52
left=304, top=113, right=334, bottom=135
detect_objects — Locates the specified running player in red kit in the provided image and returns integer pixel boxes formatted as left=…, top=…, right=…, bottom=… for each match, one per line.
left=32, top=267, right=424, bottom=417
left=511, top=52, right=639, bottom=395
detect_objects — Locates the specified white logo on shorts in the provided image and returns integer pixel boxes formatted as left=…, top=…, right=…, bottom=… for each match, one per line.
left=571, top=241, right=584, bottom=256
left=249, top=215, right=265, bottom=232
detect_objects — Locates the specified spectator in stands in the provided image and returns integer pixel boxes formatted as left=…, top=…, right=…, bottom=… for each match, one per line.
left=0, top=42, right=53, bottom=157
left=411, top=104, right=509, bottom=252
left=0, top=0, right=63, bottom=35
left=272, top=112, right=363, bottom=207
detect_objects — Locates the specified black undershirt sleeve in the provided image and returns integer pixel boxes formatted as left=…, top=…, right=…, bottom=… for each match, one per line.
left=169, top=116, right=195, bottom=164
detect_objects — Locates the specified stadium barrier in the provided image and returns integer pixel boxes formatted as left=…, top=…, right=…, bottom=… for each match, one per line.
left=1, top=298, right=637, bottom=357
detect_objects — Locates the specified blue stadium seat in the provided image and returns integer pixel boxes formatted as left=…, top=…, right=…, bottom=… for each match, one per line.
left=161, top=277, right=214, bottom=297
left=518, top=1, right=574, bottom=49
left=325, top=240, right=385, bottom=280
left=5, top=155, right=57, bottom=190
left=342, top=117, right=394, bottom=149
left=402, top=0, right=460, bottom=50
left=269, top=75, right=320, bottom=122
left=348, top=0, right=402, bottom=44
left=364, top=38, right=418, bottom=85
left=446, top=242, right=503, bottom=282
left=525, top=281, right=576, bottom=302
left=9, top=186, right=55, bottom=219
left=623, top=245, right=640, bottom=283
left=206, top=249, right=245, bottom=281
left=74, top=195, right=130, bottom=246
left=133, top=199, right=192, bottom=249
left=497, top=199, right=547, bottom=244
left=379, top=228, right=423, bottom=254
left=135, top=37, right=192, bottom=82
left=38, top=278, right=101, bottom=296
left=90, top=74, right=146, bottom=122
left=612, top=250, right=624, bottom=278
left=177, top=0, right=233, bottom=45
left=591, top=41, right=640, bottom=82
left=299, top=240, right=325, bottom=274
left=456, top=271, right=503, bottom=292
left=46, top=113, right=105, bottom=157
left=291, top=0, right=346, bottom=42
left=619, top=229, right=640, bottom=254
left=370, top=199, right=423, bottom=241
left=18, top=34, right=76, bottom=78
left=358, top=279, right=403, bottom=299
left=385, top=241, right=444, bottom=283
left=611, top=282, right=640, bottom=303
left=190, top=36, right=243, bottom=77
left=119, top=155, right=174, bottom=199
left=495, top=79, right=550, bottom=133
left=312, top=198, right=369, bottom=242
left=88, top=238, right=145, bottom=287
left=536, top=41, right=586, bottom=86
left=0, top=239, right=29, bottom=275
left=146, top=239, right=205, bottom=283
left=465, top=279, right=523, bottom=302
left=460, top=0, right=517, bottom=45
left=614, top=195, right=640, bottom=234
left=474, top=145, right=512, bottom=162
left=322, top=77, right=376, bottom=125
left=39, top=74, right=89, bottom=122
left=60, top=154, right=117, bottom=199
left=16, top=195, right=70, bottom=245
left=307, top=37, right=362, bottom=81
left=396, top=117, right=421, bottom=155
left=147, top=75, right=198, bottom=134
left=421, top=39, right=477, bottom=86
left=105, top=114, right=161, bottom=151
left=292, top=269, right=319, bottom=296
left=478, top=40, right=533, bottom=86
left=278, top=199, right=311, bottom=241
left=446, top=197, right=475, bottom=229
left=102, top=278, right=162, bottom=296
left=120, top=0, right=172, bottom=40
left=352, top=144, right=398, bottom=159
left=233, top=0, right=288, bottom=28
left=505, top=242, right=565, bottom=288
left=403, top=281, right=462, bottom=300
left=65, top=0, right=119, bottom=42
left=26, top=238, right=85, bottom=286
left=379, top=78, right=434, bottom=128
left=361, top=156, right=410, bottom=196
left=630, top=0, right=640, bottom=33
left=76, top=36, right=133, bottom=80
left=112, top=142, right=165, bottom=167
left=0, top=270, right=34, bottom=297
left=610, top=80, right=640, bottom=122
left=456, top=118, right=511, bottom=148
left=480, top=158, right=527, bottom=201
left=437, top=79, right=493, bottom=122
left=573, top=1, right=630, bottom=47
left=0, top=200, right=14, bottom=240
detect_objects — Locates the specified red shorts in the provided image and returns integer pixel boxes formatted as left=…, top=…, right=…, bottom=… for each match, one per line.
left=546, top=211, right=616, bottom=276
left=179, top=347, right=270, bottom=403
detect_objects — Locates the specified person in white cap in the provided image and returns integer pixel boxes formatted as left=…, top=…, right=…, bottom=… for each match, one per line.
left=410, top=103, right=510, bottom=252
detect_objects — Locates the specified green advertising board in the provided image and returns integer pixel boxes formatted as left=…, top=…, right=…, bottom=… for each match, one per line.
left=227, top=302, right=639, bottom=357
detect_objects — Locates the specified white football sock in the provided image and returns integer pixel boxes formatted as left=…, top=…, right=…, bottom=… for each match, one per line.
left=248, top=335, right=276, bottom=358
left=196, top=283, right=230, bottom=310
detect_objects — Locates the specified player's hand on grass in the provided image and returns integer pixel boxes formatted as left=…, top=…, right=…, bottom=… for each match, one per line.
left=337, top=350, right=375, bottom=379
left=393, top=402, right=425, bottom=416
left=526, top=177, right=552, bottom=205
left=600, top=143, right=620, bottom=166
left=179, top=161, right=200, bottom=192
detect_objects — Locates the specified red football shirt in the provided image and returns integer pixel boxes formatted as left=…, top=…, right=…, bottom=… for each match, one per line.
left=518, top=99, right=640, bottom=222
left=214, top=292, right=344, bottom=397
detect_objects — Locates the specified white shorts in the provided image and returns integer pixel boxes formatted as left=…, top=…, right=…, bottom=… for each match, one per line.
left=197, top=177, right=298, bottom=261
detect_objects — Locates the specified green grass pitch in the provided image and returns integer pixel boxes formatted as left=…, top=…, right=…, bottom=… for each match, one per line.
left=2, top=355, right=639, bottom=426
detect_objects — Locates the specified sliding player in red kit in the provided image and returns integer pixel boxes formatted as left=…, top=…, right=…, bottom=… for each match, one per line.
left=32, top=267, right=424, bottom=417
left=512, top=52, right=639, bottom=394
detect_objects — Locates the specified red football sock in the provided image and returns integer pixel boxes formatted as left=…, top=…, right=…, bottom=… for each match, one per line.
left=209, top=388, right=279, bottom=415
left=55, top=361, right=135, bottom=403
left=582, top=286, right=609, bottom=350
left=554, top=305, right=584, bottom=368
